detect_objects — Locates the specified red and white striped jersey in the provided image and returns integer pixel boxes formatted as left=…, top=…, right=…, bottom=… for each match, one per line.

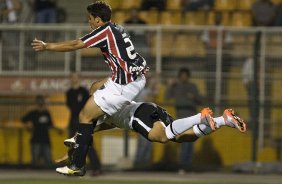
left=80, top=22, right=147, bottom=85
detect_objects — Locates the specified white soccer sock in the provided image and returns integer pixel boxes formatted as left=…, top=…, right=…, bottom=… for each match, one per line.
left=165, top=113, right=201, bottom=139
left=214, top=116, right=225, bottom=129
left=193, top=124, right=213, bottom=137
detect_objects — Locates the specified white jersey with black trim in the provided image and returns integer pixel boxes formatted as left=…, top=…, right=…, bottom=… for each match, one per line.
left=97, top=102, right=143, bottom=130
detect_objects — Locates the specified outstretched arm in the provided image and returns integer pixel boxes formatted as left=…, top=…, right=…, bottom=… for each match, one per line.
left=31, top=38, right=86, bottom=52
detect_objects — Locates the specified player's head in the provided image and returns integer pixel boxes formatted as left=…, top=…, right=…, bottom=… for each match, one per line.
left=35, top=95, right=46, bottom=107
left=87, top=1, right=112, bottom=29
left=70, top=72, right=80, bottom=87
left=178, top=67, right=191, bottom=82
left=129, top=8, right=139, bottom=19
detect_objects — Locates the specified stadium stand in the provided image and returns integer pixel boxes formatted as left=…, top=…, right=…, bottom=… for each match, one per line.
left=104, top=0, right=122, bottom=9
left=173, top=34, right=191, bottom=57
left=166, top=0, right=182, bottom=10
left=221, top=12, right=231, bottom=26
left=160, top=11, right=182, bottom=25
left=149, top=32, right=174, bottom=57
left=272, top=0, right=282, bottom=4
left=57, top=0, right=90, bottom=23
left=138, top=10, right=159, bottom=24
left=214, top=0, right=237, bottom=11
left=112, top=11, right=128, bottom=24
left=206, top=11, right=216, bottom=25
left=173, top=33, right=205, bottom=57
left=121, top=0, right=142, bottom=9
left=237, top=0, right=255, bottom=10
left=184, top=11, right=206, bottom=26
left=231, top=11, right=252, bottom=27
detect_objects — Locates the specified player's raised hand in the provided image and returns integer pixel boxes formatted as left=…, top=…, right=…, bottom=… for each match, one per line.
left=31, top=37, right=47, bottom=51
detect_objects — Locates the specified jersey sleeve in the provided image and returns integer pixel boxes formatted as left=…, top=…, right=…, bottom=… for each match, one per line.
left=80, top=27, right=107, bottom=48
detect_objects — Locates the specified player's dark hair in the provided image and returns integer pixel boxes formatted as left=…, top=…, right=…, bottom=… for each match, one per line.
left=87, top=1, right=112, bottom=22
left=178, top=67, right=191, bottom=77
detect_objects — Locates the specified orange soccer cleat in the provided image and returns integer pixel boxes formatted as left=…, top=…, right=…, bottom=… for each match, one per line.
left=223, top=109, right=247, bottom=133
left=201, top=107, right=216, bottom=130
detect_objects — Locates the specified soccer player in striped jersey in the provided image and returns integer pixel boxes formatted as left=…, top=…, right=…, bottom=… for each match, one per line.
left=57, top=80, right=247, bottom=176
left=32, top=1, right=148, bottom=175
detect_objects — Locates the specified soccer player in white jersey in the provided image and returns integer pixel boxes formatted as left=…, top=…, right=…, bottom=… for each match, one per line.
left=58, top=80, right=247, bottom=176
left=31, top=1, right=148, bottom=175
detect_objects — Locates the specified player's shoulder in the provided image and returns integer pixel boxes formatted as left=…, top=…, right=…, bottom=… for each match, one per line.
left=110, top=22, right=128, bottom=35
left=88, top=22, right=111, bottom=35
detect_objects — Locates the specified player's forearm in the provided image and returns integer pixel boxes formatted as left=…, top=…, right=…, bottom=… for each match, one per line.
left=45, top=40, right=85, bottom=52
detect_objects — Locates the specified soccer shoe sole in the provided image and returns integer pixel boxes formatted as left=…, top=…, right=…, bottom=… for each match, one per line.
left=56, top=167, right=86, bottom=176
left=56, top=170, right=85, bottom=177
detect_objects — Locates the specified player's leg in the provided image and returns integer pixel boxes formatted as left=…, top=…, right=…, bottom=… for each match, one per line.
left=56, top=98, right=104, bottom=176
left=147, top=121, right=168, bottom=143
left=148, top=121, right=213, bottom=143
left=174, top=129, right=198, bottom=142
left=63, top=78, right=109, bottom=147
left=165, top=108, right=247, bottom=142
left=213, top=109, right=246, bottom=132
left=62, top=78, right=115, bottom=147
left=31, top=143, right=40, bottom=168
left=57, top=77, right=145, bottom=176
left=175, top=108, right=247, bottom=142
left=175, top=123, right=213, bottom=142
left=55, top=121, right=115, bottom=165
left=131, top=104, right=214, bottom=143
left=89, top=78, right=108, bottom=95
left=165, top=107, right=215, bottom=140
left=42, top=144, right=53, bottom=168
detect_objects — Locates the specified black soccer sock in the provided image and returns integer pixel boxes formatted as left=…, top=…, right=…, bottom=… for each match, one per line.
left=91, top=119, right=98, bottom=132
left=71, top=123, right=93, bottom=168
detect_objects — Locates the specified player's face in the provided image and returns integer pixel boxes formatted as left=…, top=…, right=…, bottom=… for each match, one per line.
left=88, top=14, right=99, bottom=29
left=71, top=73, right=79, bottom=86
left=179, top=73, right=189, bottom=82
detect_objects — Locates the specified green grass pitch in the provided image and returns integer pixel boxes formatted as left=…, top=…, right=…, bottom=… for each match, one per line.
left=0, top=179, right=257, bottom=184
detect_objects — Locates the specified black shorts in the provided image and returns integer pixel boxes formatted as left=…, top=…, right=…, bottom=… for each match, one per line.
left=132, top=102, right=174, bottom=140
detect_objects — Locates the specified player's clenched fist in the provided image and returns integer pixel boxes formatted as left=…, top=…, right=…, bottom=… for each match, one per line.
left=31, top=38, right=47, bottom=51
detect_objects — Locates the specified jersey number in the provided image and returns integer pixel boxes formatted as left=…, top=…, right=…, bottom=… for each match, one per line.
left=124, top=37, right=137, bottom=59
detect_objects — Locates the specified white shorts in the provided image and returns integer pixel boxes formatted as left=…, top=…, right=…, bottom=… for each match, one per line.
left=93, top=75, right=146, bottom=115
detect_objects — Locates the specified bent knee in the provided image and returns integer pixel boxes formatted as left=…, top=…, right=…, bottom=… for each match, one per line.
left=148, top=132, right=169, bottom=143
left=148, top=122, right=170, bottom=143
left=158, top=136, right=169, bottom=143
